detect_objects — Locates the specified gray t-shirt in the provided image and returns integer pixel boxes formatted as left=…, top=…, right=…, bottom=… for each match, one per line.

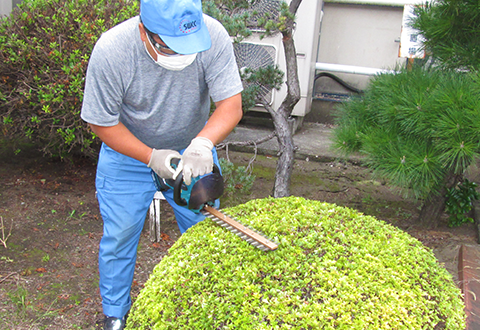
left=81, top=15, right=243, bottom=151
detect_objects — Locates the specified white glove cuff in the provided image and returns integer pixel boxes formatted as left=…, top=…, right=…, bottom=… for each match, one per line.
left=147, top=149, right=156, bottom=168
left=191, top=136, right=214, bottom=150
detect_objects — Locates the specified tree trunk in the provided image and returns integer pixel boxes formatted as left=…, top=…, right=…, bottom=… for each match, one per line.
left=418, top=172, right=462, bottom=227
left=266, top=0, right=302, bottom=198
left=418, top=192, right=448, bottom=228
left=269, top=111, right=295, bottom=197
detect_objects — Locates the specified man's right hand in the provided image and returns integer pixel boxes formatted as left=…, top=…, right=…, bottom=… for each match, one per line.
left=147, top=149, right=181, bottom=179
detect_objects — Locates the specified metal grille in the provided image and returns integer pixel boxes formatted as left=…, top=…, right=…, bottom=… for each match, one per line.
left=243, top=0, right=282, bottom=28
left=233, top=42, right=277, bottom=105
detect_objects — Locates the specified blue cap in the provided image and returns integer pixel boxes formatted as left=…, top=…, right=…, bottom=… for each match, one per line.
left=140, top=0, right=212, bottom=55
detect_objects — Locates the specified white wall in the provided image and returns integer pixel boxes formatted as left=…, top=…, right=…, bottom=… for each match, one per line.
left=0, top=0, right=13, bottom=17
left=1, top=0, right=22, bottom=17
left=316, top=2, right=405, bottom=92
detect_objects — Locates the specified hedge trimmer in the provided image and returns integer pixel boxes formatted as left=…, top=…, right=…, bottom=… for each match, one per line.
left=151, top=159, right=278, bottom=251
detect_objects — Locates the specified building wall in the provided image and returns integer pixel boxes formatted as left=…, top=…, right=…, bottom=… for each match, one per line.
left=0, top=0, right=13, bottom=17
left=316, top=2, right=406, bottom=92
left=306, top=1, right=411, bottom=123
left=1, top=0, right=22, bottom=17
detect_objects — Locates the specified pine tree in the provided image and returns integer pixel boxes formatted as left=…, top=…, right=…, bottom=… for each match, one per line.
left=333, top=68, right=480, bottom=226
left=412, top=0, right=480, bottom=71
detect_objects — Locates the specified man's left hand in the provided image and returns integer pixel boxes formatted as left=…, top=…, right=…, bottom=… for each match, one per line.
left=175, top=137, right=214, bottom=185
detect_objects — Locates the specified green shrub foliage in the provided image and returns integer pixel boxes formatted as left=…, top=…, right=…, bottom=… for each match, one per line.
left=332, top=68, right=480, bottom=201
left=127, top=197, right=465, bottom=329
left=219, top=158, right=256, bottom=205
left=0, top=0, right=139, bottom=157
left=445, top=178, right=480, bottom=227
left=412, top=0, right=480, bottom=71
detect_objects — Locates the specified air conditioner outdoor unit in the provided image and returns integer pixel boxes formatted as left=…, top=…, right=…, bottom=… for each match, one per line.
left=233, top=0, right=323, bottom=123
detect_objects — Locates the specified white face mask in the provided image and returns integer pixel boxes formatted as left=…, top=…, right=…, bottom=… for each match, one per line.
left=143, top=37, right=197, bottom=71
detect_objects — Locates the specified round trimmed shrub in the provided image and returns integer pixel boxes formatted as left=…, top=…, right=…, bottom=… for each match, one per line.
left=127, top=197, right=465, bottom=329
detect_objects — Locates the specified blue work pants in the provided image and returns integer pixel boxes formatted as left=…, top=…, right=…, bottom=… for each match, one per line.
left=95, top=143, right=220, bottom=318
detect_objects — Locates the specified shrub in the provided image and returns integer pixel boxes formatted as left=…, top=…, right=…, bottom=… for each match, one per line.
left=127, top=196, right=465, bottom=329
left=219, top=158, right=256, bottom=206
left=445, top=178, right=480, bottom=227
left=0, top=0, right=139, bottom=157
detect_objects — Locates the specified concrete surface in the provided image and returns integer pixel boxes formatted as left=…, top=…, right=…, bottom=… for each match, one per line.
left=222, top=121, right=364, bottom=163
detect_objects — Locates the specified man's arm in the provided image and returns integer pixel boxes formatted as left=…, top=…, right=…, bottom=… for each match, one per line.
left=196, top=93, right=243, bottom=144
left=89, top=92, right=242, bottom=163
left=89, top=122, right=153, bottom=164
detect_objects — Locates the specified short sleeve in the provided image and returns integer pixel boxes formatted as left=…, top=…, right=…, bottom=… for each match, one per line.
left=80, top=34, right=127, bottom=127
left=202, top=17, right=243, bottom=103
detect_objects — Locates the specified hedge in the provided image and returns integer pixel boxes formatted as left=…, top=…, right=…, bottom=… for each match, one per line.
left=127, top=196, right=465, bottom=329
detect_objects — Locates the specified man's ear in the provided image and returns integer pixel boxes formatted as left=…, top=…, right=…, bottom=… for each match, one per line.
left=138, top=23, right=147, bottom=42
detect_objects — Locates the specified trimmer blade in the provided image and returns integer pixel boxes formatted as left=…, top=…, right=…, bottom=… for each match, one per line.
left=202, top=205, right=278, bottom=251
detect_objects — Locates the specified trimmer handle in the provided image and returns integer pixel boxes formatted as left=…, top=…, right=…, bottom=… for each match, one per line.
left=151, top=157, right=181, bottom=192
left=151, top=158, right=224, bottom=213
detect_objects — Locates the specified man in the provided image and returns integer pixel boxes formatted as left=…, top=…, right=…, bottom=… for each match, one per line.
left=80, top=0, right=243, bottom=328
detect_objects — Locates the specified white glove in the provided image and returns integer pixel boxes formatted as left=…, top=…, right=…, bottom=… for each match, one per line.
left=175, top=137, right=214, bottom=185
left=147, top=149, right=181, bottom=179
